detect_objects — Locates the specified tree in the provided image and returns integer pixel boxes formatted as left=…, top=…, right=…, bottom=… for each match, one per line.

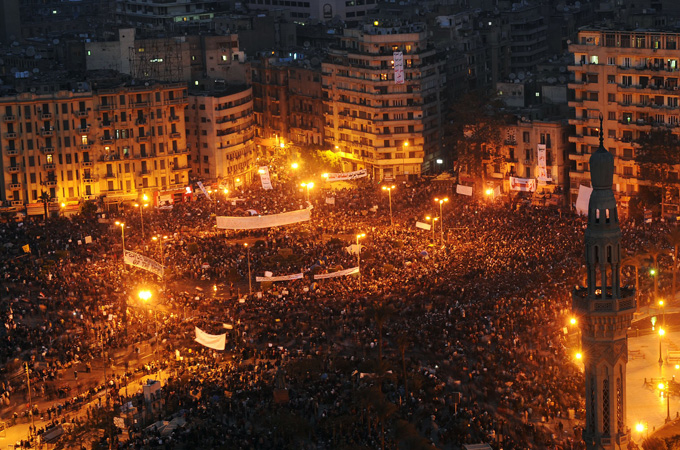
left=447, top=91, right=506, bottom=185
left=635, top=129, right=680, bottom=215
left=38, top=191, right=52, bottom=221
left=666, top=228, right=680, bottom=301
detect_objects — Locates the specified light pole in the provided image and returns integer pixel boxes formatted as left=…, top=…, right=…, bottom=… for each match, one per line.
left=244, top=243, right=252, bottom=295
left=356, top=233, right=366, bottom=286
left=301, top=182, right=314, bottom=203
left=660, top=327, right=666, bottom=366
left=134, top=197, right=149, bottom=240
left=434, top=197, right=449, bottom=244
left=660, top=299, right=666, bottom=327
left=115, top=221, right=125, bottom=269
left=139, top=289, right=161, bottom=385
left=660, top=381, right=672, bottom=423
left=382, top=185, right=396, bottom=228
left=425, top=216, right=438, bottom=243
left=152, top=235, right=167, bottom=280
left=402, top=141, right=409, bottom=179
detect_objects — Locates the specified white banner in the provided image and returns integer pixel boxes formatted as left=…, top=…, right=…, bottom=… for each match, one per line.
left=416, top=221, right=431, bottom=231
left=124, top=250, right=164, bottom=277
left=326, top=197, right=336, bottom=205
left=255, top=272, right=304, bottom=282
left=197, top=181, right=211, bottom=200
left=393, top=51, right=404, bottom=84
left=456, top=184, right=473, bottom=196
left=509, top=176, right=536, bottom=192
left=325, top=169, right=368, bottom=182
left=575, top=184, right=593, bottom=216
left=194, top=327, right=226, bottom=351
left=537, top=144, right=551, bottom=183
left=345, top=244, right=365, bottom=256
left=314, top=266, right=359, bottom=280
left=259, top=166, right=273, bottom=190
left=216, top=208, right=311, bottom=230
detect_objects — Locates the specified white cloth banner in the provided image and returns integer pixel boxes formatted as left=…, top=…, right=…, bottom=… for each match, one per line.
left=509, top=176, right=537, bottom=192
left=456, top=184, right=473, bottom=196
left=345, top=244, right=365, bottom=256
left=259, top=166, right=273, bottom=190
left=314, top=266, right=360, bottom=280
left=326, top=197, right=335, bottom=205
left=124, top=250, right=164, bottom=277
left=537, top=144, right=551, bottom=183
left=216, top=208, right=311, bottom=230
left=197, top=181, right=211, bottom=200
left=194, top=327, right=226, bottom=351
left=393, top=51, right=404, bottom=84
left=575, top=184, right=593, bottom=216
left=84, top=235, right=93, bottom=244
left=325, top=169, right=368, bottom=182
left=255, top=272, right=304, bottom=282
left=416, top=221, right=431, bottom=230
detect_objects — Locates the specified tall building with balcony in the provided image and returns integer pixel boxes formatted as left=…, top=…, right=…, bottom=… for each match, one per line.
left=244, top=0, right=379, bottom=21
left=508, top=3, right=549, bottom=74
left=322, top=21, right=446, bottom=180
left=568, top=27, right=680, bottom=216
left=115, top=0, right=228, bottom=30
left=0, top=80, right=189, bottom=215
left=186, top=86, right=257, bottom=188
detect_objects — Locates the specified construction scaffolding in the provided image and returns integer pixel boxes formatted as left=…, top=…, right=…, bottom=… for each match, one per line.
left=128, top=37, right=185, bottom=82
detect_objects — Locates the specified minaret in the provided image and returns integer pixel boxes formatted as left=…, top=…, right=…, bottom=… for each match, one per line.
left=573, top=115, right=636, bottom=449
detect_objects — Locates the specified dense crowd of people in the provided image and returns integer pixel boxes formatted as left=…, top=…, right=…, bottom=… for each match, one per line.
left=0, top=159, right=676, bottom=449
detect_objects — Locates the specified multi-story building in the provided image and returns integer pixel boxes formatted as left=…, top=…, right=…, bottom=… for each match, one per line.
left=244, top=0, right=379, bottom=21
left=569, top=27, right=680, bottom=216
left=322, top=22, right=447, bottom=180
left=186, top=85, right=257, bottom=188
left=115, top=0, right=227, bottom=30
left=0, top=80, right=190, bottom=215
left=507, top=2, right=549, bottom=74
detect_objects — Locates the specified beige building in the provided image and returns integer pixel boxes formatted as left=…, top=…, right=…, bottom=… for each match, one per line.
left=322, top=22, right=446, bottom=181
left=569, top=27, right=680, bottom=216
left=0, top=81, right=189, bottom=214
left=186, top=86, right=257, bottom=188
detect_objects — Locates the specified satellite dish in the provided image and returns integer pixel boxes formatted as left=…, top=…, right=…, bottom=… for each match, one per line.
left=303, top=41, right=310, bottom=48
left=517, top=72, right=525, bottom=80
left=311, top=57, right=320, bottom=66
left=509, top=73, right=516, bottom=80
left=547, top=77, right=557, bottom=83
left=35, top=54, right=42, bottom=59
left=10, top=67, right=17, bottom=73
left=53, top=38, right=60, bottom=45
left=559, top=66, right=567, bottom=73
left=558, top=75, right=566, bottom=83
left=25, top=47, right=35, bottom=57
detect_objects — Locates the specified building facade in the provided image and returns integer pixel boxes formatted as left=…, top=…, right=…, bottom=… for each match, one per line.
left=244, top=0, right=379, bottom=21
left=186, top=86, right=257, bottom=188
left=0, top=82, right=190, bottom=214
left=569, top=27, right=680, bottom=216
left=322, top=22, right=446, bottom=180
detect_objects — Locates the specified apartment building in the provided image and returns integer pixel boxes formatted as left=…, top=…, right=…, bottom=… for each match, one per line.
left=186, top=86, right=257, bottom=188
left=115, top=0, right=226, bottom=30
left=568, top=27, right=680, bottom=216
left=0, top=81, right=189, bottom=214
left=322, top=22, right=446, bottom=181
left=244, top=0, right=379, bottom=21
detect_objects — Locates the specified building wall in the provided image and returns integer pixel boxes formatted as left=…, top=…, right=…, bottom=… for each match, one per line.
left=0, top=0, right=21, bottom=43
left=244, top=0, right=379, bottom=21
left=322, top=23, right=446, bottom=180
left=0, top=83, right=189, bottom=212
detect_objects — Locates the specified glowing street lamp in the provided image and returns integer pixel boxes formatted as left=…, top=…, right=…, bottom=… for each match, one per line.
left=382, top=185, right=396, bottom=227
left=134, top=199, right=149, bottom=240
left=485, top=188, right=493, bottom=197
left=425, top=215, right=438, bottom=243
left=356, top=233, right=366, bottom=286
left=152, top=235, right=168, bottom=280
left=659, top=382, right=672, bottom=423
left=659, top=327, right=666, bottom=366
left=301, top=182, right=314, bottom=203
left=291, top=162, right=299, bottom=170
left=115, top=221, right=125, bottom=269
left=434, top=197, right=449, bottom=244
left=659, top=299, right=666, bottom=327
left=138, top=289, right=161, bottom=384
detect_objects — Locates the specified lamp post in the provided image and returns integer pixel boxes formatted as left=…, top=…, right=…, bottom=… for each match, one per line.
left=402, top=141, right=409, bottom=179
left=60, top=202, right=66, bottom=217
left=434, top=197, right=449, bottom=244
left=139, top=289, right=161, bottom=385
left=660, top=299, right=666, bottom=327
left=134, top=197, right=149, bottom=240
left=382, top=185, right=396, bottom=228
left=660, top=327, right=666, bottom=366
left=244, top=243, right=252, bottom=295
left=115, top=221, right=125, bottom=269
left=301, top=182, right=314, bottom=203
left=660, top=381, right=672, bottom=423
left=356, top=233, right=365, bottom=286
left=425, top=216, right=438, bottom=243
left=152, top=235, right=167, bottom=280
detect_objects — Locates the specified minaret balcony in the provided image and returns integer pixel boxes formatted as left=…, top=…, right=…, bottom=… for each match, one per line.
left=572, top=286, right=636, bottom=314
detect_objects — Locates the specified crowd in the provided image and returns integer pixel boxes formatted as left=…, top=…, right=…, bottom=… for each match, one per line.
left=0, top=160, right=673, bottom=450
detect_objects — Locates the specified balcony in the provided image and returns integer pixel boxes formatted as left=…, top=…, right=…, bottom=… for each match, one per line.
left=4, top=132, right=17, bottom=138
left=43, top=163, right=56, bottom=170
left=39, top=112, right=52, bottom=119
left=136, top=135, right=149, bottom=143
left=6, top=148, right=19, bottom=156
left=97, top=104, right=114, bottom=111
left=169, top=132, right=181, bottom=139
left=75, top=110, right=88, bottom=117
left=9, top=183, right=21, bottom=190
left=165, top=98, right=185, bottom=105
left=40, top=129, right=54, bottom=137
left=100, top=137, right=114, bottom=144
left=132, top=101, right=150, bottom=107
left=78, top=126, right=90, bottom=133
left=83, top=177, right=95, bottom=184
left=2, top=115, right=16, bottom=121
left=172, top=164, right=189, bottom=172
left=44, top=180, right=57, bottom=187
left=7, top=165, right=21, bottom=173
left=82, top=161, right=94, bottom=167
left=40, top=147, right=55, bottom=154
left=80, top=144, right=91, bottom=150
left=169, top=115, right=180, bottom=122
left=104, top=172, right=116, bottom=179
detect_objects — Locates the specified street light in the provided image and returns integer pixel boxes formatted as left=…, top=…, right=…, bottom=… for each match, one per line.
left=152, top=235, right=168, bottom=280
left=291, top=162, right=299, bottom=170
left=434, top=197, right=449, bottom=244
left=660, top=327, right=666, bottom=366
left=425, top=216, right=438, bottom=243
left=244, top=243, right=252, bottom=295
left=134, top=200, right=149, bottom=240
left=356, top=233, right=366, bottom=286
left=115, top=221, right=125, bottom=269
left=301, top=182, right=314, bottom=203
left=659, top=299, right=666, bottom=327
left=382, top=185, right=396, bottom=228
left=138, top=289, right=161, bottom=385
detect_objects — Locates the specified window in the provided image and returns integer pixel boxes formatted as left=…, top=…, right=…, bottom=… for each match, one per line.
left=523, top=132, right=530, bottom=143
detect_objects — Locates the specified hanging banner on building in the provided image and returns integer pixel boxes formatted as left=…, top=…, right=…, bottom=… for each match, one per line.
left=197, top=181, right=211, bottom=200
left=255, top=272, right=304, bottom=282
left=216, top=208, right=311, bottom=229
left=537, top=144, right=551, bottom=183
left=416, top=221, right=432, bottom=231
left=393, top=51, right=404, bottom=84
left=313, top=266, right=360, bottom=280
left=259, top=166, right=273, bottom=190
left=124, top=250, right=164, bottom=277
left=456, top=184, right=473, bottom=196
left=325, top=169, right=368, bottom=182
left=575, top=184, right=593, bottom=216
left=194, top=327, right=226, bottom=351
left=509, top=176, right=537, bottom=192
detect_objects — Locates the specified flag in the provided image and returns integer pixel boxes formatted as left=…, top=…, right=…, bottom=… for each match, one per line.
left=22, top=244, right=30, bottom=253
left=194, top=327, right=226, bottom=351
